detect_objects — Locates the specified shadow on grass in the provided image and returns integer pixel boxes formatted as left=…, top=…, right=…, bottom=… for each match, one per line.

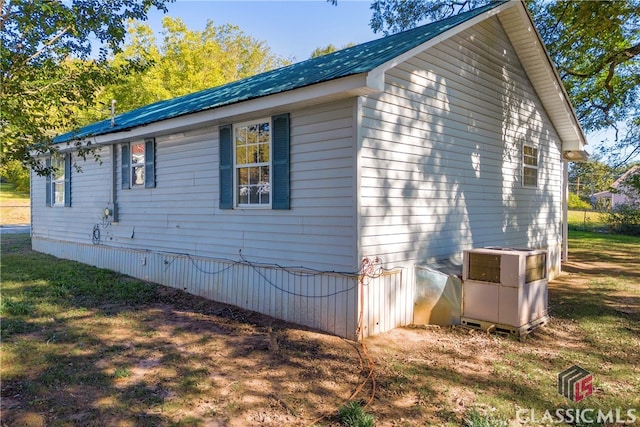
left=1, top=234, right=365, bottom=426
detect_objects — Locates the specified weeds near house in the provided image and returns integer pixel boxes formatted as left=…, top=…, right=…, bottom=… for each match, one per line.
left=113, top=367, right=132, bottom=379
left=463, top=408, right=507, bottom=427
left=338, top=401, right=375, bottom=427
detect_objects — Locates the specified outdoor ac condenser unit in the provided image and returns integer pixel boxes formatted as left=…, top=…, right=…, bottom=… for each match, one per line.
left=462, top=247, right=548, bottom=328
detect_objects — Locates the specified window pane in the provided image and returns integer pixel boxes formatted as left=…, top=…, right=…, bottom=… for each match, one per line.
left=260, top=166, right=270, bottom=186
left=523, top=146, right=538, bottom=166
left=524, top=167, right=537, bottom=187
left=249, top=186, right=259, bottom=204
left=249, top=144, right=259, bottom=164
left=237, top=168, right=249, bottom=204
left=259, top=142, right=270, bottom=163
left=258, top=166, right=270, bottom=204
left=133, top=165, right=145, bottom=186
left=247, top=167, right=257, bottom=185
left=236, top=127, right=245, bottom=146
left=258, top=122, right=270, bottom=142
left=260, top=190, right=270, bottom=204
left=54, top=182, right=65, bottom=204
left=236, top=146, right=247, bottom=164
left=132, top=143, right=145, bottom=165
left=52, top=158, right=64, bottom=180
left=238, top=167, right=248, bottom=185
left=238, top=189, right=248, bottom=205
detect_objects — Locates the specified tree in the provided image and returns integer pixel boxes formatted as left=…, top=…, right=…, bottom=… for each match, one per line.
left=363, top=0, right=640, bottom=166
left=1, top=0, right=172, bottom=175
left=85, top=17, right=288, bottom=121
left=567, top=159, right=615, bottom=200
left=309, top=43, right=356, bottom=59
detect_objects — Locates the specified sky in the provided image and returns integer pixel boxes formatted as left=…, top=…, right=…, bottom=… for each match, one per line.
left=140, top=0, right=615, bottom=152
left=144, top=0, right=378, bottom=62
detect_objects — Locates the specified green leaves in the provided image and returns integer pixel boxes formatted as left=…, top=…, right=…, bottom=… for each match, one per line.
left=532, top=1, right=640, bottom=132
left=0, top=0, right=172, bottom=175
left=91, top=17, right=288, bottom=117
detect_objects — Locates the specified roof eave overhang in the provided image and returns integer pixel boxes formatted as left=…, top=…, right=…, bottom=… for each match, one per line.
left=74, top=73, right=380, bottom=146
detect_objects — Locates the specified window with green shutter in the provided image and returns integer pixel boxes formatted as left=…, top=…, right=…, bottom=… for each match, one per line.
left=122, top=139, right=156, bottom=189
left=219, top=114, right=289, bottom=210
left=46, top=154, right=71, bottom=207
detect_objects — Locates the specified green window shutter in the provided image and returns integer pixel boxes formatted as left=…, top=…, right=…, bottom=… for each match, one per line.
left=121, top=143, right=130, bottom=189
left=64, top=153, right=72, bottom=207
left=271, top=113, right=290, bottom=210
left=144, top=138, right=156, bottom=188
left=219, top=124, right=233, bottom=209
left=45, top=157, right=52, bottom=207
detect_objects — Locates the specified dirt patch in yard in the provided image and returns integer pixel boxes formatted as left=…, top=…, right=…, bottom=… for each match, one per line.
left=2, top=236, right=639, bottom=426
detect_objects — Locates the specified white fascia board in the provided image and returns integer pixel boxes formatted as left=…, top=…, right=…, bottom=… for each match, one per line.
left=501, top=2, right=588, bottom=152
left=367, top=0, right=519, bottom=79
left=83, top=73, right=377, bottom=146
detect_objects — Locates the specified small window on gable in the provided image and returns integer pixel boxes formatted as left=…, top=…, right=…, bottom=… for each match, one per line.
left=122, top=138, right=156, bottom=189
left=523, top=144, right=539, bottom=188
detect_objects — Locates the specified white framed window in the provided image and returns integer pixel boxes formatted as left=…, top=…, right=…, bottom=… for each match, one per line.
left=51, top=156, right=65, bottom=206
left=523, top=144, right=539, bottom=188
left=131, top=142, right=146, bottom=187
left=233, top=119, right=271, bottom=207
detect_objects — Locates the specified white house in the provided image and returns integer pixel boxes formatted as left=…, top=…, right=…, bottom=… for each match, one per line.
left=592, top=165, right=640, bottom=209
left=31, top=0, right=588, bottom=340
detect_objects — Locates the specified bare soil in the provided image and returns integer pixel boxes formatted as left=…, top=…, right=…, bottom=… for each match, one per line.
left=2, top=243, right=639, bottom=427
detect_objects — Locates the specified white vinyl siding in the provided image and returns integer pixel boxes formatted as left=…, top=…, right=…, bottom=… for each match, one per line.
left=32, top=101, right=357, bottom=273
left=359, top=16, right=563, bottom=268
left=31, top=101, right=359, bottom=338
left=33, top=147, right=112, bottom=240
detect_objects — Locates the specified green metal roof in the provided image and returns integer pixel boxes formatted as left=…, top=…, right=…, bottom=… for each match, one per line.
left=55, top=1, right=506, bottom=143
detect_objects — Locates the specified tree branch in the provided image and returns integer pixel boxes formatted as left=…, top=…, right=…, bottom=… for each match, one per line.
left=0, top=0, right=9, bottom=32
left=20, top=26, right=72, bottom=66
left=563, top=42, right=640, bottom=78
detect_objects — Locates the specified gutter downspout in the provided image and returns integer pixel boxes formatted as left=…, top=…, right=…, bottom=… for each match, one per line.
left=110, top=143, right=119, bottom=223
left=562, top=161, right=569, bottom=262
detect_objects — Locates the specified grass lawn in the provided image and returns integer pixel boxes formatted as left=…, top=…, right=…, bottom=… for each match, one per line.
left=0, top=182, right=30, bottom=225
left=1, top=232, right=639, bottom=426
left=567, top=209, right=608, bottom=231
